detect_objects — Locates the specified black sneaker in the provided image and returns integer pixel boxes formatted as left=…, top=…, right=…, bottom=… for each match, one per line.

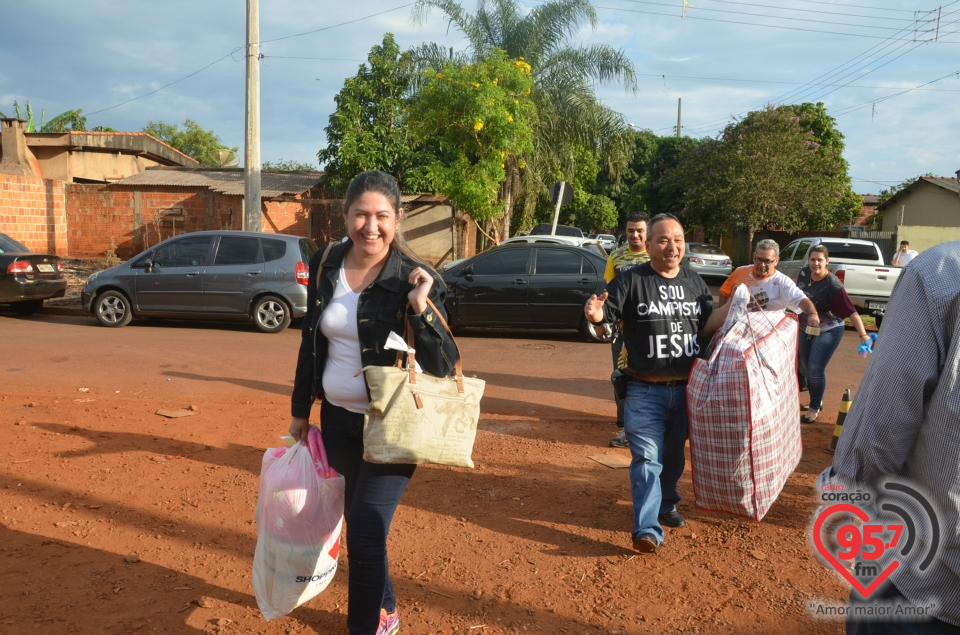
left=658, top=511, right=686, bottom=528
left=609, top=429, right=628, bottom=448
left=632, top=533, right=658, bottom=554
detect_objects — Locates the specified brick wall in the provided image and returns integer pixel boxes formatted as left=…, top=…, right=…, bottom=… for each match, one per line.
left=65, top=185, right=309, bottom=258
left=0, top=173, right=68, bottom=254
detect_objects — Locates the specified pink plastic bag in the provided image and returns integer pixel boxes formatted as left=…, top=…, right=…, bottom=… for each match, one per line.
left=253, top=427, right=344, bottom=620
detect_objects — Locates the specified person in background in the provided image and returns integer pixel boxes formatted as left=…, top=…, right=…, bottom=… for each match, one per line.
left=891, top=240, right=919, bottom=267
left=719, top=239, right=819, bottom=319
left=796, top=244, right=871, bottom=423
left=584, top=213, right=730, bottom=554
left=816, top=241, right=960, bottom=634
left=289, top=170, right=458, bottom=635
left=604, top=212, right=651, bottom=449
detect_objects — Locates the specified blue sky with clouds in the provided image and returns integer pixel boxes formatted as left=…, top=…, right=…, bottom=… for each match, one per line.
left=2, top=0, right=958, bottom=193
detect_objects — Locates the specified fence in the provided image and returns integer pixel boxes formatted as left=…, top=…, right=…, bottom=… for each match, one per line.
left=843, top=228, right=896, bottom=263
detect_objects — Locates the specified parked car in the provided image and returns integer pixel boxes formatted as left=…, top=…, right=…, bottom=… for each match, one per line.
left=81, top=231, right=317, bottom=333
left=528, top=223, right=584, bottom=238
left=776, top=237, right=900, bottom=327
left=440, top=243, right=607, bottom=341
left=498, top=235, right=607, bottom=257
left=0, top=233, right=67, bottom=314
left=594, top=234, right=616, bottom=251
left=681, top=243, right=733, bottom=281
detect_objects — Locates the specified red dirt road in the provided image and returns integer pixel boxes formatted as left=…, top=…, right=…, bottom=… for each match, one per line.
left=0, top=313, right=870, bottom=634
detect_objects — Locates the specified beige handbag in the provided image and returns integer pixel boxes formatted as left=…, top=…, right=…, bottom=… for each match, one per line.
left=362, top=299, right=485, bottom=468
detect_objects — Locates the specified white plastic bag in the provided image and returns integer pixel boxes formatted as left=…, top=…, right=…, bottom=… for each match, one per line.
left=253, top=427, right=345, bottom=620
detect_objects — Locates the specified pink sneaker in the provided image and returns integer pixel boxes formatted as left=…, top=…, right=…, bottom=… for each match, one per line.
left=377, top=608, right=400, bottom=635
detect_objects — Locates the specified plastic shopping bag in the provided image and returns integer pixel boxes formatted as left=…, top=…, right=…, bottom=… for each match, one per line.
left=687, top=284, right=802, bottom=521
left=253, top=427, right=345, bottom=620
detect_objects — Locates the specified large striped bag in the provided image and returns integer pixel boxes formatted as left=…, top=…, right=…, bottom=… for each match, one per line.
left=686, top=284, right=802, bottom=521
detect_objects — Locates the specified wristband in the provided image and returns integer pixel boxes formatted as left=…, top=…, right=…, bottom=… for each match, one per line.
left=590, top=319, right=605, bottom=327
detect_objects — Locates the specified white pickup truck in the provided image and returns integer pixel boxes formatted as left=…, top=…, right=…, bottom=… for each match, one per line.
left=776, top=237, right=901, bottom=327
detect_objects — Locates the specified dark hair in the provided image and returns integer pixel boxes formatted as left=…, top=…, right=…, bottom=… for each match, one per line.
left=342, top=170, right=427, bottom=267
left=900, top=240, right=910, bottom=246
left=625, top=212, right=649, bottom=225
left=808, top=244, right=830, bottom=259
left=648, top=213, right=681, bottom=233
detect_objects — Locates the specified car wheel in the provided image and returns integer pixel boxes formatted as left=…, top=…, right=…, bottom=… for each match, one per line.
left=12, top=300, right=43, bottom=315
left=95, top=290, right=133, bottom=327
left=579, top=315, right=605, bottom=343
left=253, top=295, right=292, bottom=333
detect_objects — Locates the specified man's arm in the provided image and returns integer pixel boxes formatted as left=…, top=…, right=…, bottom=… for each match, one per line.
left=891, top=251, right=901, bottom=266
left=820, top=259, right=946, bottom=489
left=698, top=301, right=731, bottom=337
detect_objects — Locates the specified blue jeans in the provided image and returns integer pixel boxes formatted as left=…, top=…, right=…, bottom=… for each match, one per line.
left=320, top=400, right=415, bottom=635
left=798, top=326, right=844, bottom=411
left=623, top=380, right=688, bottom=544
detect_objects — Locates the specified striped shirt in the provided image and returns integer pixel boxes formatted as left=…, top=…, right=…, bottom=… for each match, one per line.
left=817, top=240, right=960, bottom=625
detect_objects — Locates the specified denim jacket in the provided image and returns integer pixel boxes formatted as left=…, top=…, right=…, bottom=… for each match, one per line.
left=291, top=241, right=459, bottom=419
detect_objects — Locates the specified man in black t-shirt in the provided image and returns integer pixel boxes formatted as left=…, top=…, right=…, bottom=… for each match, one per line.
left=584, top=214, right=729, bottom=554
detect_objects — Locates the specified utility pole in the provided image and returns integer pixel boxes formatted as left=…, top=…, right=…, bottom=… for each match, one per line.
left=244, top=0, right=262, bottom=233
left=676, top=97, right=682, bottom=137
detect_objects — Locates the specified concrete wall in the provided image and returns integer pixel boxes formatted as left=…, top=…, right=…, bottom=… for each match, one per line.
left=882, top=182, right=960, bottom=231
left=0, top=173, right=68, bottom=254
left=894, top=226, right=960, bottom=253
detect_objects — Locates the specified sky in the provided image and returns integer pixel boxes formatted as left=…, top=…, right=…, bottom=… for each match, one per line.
left=1, top=0, right=958, bottom=194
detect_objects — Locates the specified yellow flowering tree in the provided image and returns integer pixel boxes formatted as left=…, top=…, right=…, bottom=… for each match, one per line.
left=410, top=50, right=536, bottom=236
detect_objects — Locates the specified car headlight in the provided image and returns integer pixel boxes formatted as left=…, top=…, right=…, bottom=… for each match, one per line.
left=86, top=271, right=100, bottom=285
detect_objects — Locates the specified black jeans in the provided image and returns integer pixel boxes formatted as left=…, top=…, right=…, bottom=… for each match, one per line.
left=612, top=335, right=625, bottom=427
left=320, top=400, right=416, bottom=635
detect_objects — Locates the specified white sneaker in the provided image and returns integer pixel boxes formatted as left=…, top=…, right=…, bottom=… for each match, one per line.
left=610, top=429, right=628, bottom=448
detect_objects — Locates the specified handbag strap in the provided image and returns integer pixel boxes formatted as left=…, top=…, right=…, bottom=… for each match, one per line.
left=394, top=297, right=466, bottom=393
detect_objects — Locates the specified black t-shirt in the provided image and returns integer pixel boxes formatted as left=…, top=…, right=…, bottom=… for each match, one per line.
left=604, top=262, right=714, bottom=382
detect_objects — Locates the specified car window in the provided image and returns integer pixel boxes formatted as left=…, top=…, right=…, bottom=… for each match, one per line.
left=582, top=257, right=598, bottom=275
left=262, top=238, right=288, bottom=263
left=823, top=242, right=880, bottom=261
left=471, top=249, right=529, bottom=275
left=687, top=244, right=726, bottom=255
left=153, top=236, right=213, bottom=268
left=298, top=238, right=317, bottom=262
left=130, top=250, right=153, bottom=268
left=0, top=234, right=30, bottom=253
left=535, top=249, right=582, bottom=274
left=780, top=242, right=798, bottom=261
left=214, top=236, right=261, bottom=265
left=795, top=240, right=815, bottom=262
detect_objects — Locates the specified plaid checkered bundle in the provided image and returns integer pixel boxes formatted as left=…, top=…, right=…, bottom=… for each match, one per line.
left=687, top=293, right=801, bottom=521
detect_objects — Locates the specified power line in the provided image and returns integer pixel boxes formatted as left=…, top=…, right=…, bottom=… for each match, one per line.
left=617, top=0, right=934, bottom=27
left=82, top=4, right=414, bottom=119
left=832, top=67, right=960, bottom=115
left=632, top=71, right=960, bottom=91
left=592, top=3, right=960, bottom=42
left=756, top=0, right=941, bottom=13
left=692, top=0, right=932, bottom=21
left=262, top=55, right=368, bottom=62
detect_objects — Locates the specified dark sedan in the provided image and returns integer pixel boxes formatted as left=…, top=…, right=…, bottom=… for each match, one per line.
left=440, top=243, right=607, bottom=341
left=0, top=233, right=67, bottom=314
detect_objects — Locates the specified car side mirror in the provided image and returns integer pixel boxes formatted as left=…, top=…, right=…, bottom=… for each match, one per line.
left=463, top=266, right=474, bottom=280
left=144, top=259, right=153, bottom=273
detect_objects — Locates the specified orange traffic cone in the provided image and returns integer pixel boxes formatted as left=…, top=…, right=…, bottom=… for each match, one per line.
left=825, top=389, right=852, bottom=455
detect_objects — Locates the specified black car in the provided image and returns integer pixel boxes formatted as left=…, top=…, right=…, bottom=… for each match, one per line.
left=440, top=243, right=607, bottom=341
left=0, top=233, right=67, bottom=314
left=528, top=223, right=584, bottom=238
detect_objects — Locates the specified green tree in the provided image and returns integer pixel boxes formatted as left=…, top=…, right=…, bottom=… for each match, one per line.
left=409, top=50, right=536, bottom=228
left=262, top=159, right=318, bottom=172
left=411, top=0, right=637, bottom=234
left=662, top=104, right=859, bottom=243
left=317, top=33, right=430, bottom=193
left=142, top=119, right=237, bottom=167
left=5, top=101, right=90, bottom=132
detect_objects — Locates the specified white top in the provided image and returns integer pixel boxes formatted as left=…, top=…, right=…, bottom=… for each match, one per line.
left=720, top=267, right=808, bottom=312
left=893, top=249, right=918, bottom=266
left=320, top=265, right=369, bottom=414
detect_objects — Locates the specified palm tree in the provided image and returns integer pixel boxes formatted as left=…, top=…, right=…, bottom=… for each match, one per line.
left=411, top=0, right=637, bottom=235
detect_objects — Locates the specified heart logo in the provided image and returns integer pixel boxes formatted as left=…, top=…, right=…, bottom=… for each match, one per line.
left=813, top=503, right=899, bottom=597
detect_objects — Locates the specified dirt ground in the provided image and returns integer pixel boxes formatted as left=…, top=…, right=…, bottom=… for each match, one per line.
left=0, top=313, right=872, bottom=634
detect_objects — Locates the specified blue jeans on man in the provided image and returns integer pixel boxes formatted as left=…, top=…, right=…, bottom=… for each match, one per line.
left=623, top=379, right=688, bottom=544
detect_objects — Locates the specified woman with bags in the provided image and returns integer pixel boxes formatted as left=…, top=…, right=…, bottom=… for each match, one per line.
left=796, top=244, right=871, bottom=423
left=289, top=170, right=458, bottom=635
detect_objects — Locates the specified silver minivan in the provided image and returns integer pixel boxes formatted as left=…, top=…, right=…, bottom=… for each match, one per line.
left=81, top=231, right=317, bottom=333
